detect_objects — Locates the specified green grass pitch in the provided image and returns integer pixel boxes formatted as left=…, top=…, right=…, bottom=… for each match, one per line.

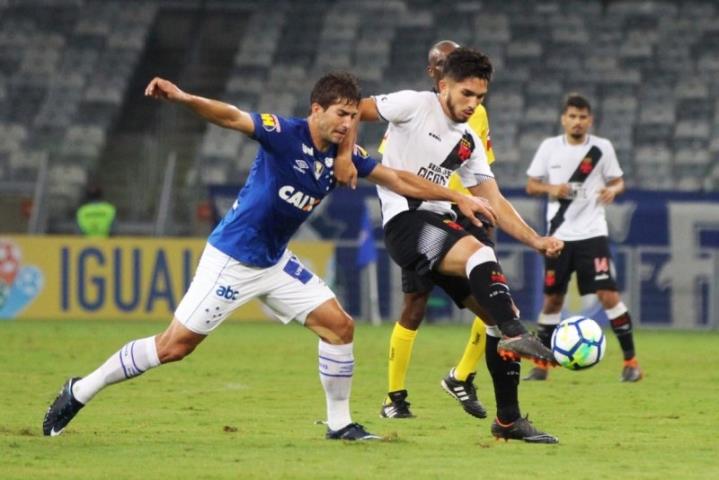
left=1, top=320, right=718, bottom=479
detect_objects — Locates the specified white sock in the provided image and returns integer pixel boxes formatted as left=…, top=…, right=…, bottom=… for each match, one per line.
left=318, top=340, right=354, bottom=431
left=72, top=336, right=161, bottom=404
left=538, top=313, right=561, bottom=326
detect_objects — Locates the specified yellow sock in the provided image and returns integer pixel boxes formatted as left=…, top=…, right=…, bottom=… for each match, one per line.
left=453, top=317, right=487, bottom=381
left=387, top=322, right=418, bottom=394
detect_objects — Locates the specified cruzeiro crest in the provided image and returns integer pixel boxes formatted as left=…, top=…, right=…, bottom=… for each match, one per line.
left=0, top=239, right=44, bottom=319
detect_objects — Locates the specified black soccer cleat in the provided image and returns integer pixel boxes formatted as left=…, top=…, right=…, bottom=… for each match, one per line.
left=498, top=332, right=556, bottom=364
left=326, top=422, right=383, bottom=441
left=440, top=369, right=487, bottom=419
left=380, top=390, right=415, bottom=419
left=491, top=415, right=559, bottom=444
left=43, top=377, right=85, bottom=436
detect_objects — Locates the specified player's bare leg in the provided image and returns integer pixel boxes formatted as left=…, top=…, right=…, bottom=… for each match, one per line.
left=305, top=299, right=381, bottom=440
left=43, top=319, right=205, bottom=436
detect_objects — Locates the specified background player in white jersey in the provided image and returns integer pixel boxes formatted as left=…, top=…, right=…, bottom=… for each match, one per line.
left=341, top=48, right=564, bottom=443
left=524, top=93, right=642, bottom=382
left=42, top=72, right=495, bottom=441
left=378, top=40, right=497, bottom=421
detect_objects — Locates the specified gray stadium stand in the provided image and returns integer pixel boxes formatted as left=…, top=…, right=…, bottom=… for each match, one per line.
left=2, top=0, right=718, bottom=234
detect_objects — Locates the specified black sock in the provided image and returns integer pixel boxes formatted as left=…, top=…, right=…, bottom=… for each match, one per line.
left=536, top=324, right=555, bottom=350
left=468, top=262, right=526, bottom=337
left=486, top=334, right=520, bottom=423
left=609, top=312, right=636, bottom=360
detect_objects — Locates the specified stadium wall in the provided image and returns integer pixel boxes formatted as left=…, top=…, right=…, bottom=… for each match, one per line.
left=0, top=236, right=334, bottom=321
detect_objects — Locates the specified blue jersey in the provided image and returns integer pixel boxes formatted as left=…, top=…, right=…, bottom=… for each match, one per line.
left=208, top=112, right=378, bottom=267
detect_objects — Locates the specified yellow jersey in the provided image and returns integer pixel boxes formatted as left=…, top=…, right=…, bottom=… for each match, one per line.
left=379, top=103, right=494, bottom=195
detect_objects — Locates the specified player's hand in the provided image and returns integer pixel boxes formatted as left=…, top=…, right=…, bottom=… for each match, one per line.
left=144, top=77, right=189, bottom=103
left=457, top=195, right=497, bottom=228
left=333, top=160, right=358, bottom=189
left=534, top=236, right=564, bottom=258
left=597, top=186, right=616, bottom=204
left=552, top=183, right=572, bottom=199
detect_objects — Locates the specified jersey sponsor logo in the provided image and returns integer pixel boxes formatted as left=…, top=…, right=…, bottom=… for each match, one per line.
left=278, top=185, right=321, bottom=212
left=260, top=113, right=281, bottom=132
left=440, top=132, right=476, bottom=170
left=545, top=270, right=556, bottom=287
left=418, top=162, right=452, bottom=185
left=216, top=285, right=239, bottom=300
left=294, top=159, right=310, bottom=174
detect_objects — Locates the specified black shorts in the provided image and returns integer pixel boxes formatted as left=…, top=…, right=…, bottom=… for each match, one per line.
left=387, top=210, right=494, bottom=308
left=544, top=236, right=618, bottom=295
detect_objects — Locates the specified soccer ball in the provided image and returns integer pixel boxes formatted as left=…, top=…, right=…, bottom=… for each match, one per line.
left=551, top=316, right=606, bottom=370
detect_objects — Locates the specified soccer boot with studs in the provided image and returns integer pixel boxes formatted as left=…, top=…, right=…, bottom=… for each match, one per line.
left=491, top=415, right=558, bottom=444
left=440, top=369, right=487, bottom=419
left=380, top=389, right=415, bottom=418
left=43, top=377, right=85, bottom=436
left=498, top=332, right=556, bottom=364
left=621, top=358, right=643, bottom=382
left=326, top=422, right=382, bottom=441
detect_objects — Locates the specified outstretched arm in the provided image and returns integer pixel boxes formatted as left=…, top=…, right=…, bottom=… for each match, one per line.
left=145, top=77, right=255, bottom=135
left=367, top=164, right=497, bottom=227
left=470, top=179, right=563, bottom=257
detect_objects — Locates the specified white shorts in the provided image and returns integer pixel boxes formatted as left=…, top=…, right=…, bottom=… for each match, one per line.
left=175, top=243, right=335, bottom=334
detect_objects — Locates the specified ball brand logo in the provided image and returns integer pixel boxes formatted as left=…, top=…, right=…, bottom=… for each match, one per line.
left=278, top=185, right=321, bottom=212
left=216, top=285, right=239, bottom=301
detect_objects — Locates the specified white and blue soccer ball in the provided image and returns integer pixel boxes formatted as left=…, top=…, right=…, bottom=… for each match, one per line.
left=551, top=316, right=606, bottom=370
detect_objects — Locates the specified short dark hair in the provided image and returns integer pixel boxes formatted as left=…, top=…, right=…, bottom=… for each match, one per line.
left=310, top=72, right=361, bottom=109
left=442, top=47, right=493, bottom=83
left=562, top=93, right=592, bottom=113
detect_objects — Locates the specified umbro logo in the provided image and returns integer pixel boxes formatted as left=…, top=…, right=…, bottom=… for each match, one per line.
left=294, top=159, right=309, bottom=174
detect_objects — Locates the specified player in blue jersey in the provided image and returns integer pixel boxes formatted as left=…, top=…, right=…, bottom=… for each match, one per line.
left=42, top=72, right=496, bottom=441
